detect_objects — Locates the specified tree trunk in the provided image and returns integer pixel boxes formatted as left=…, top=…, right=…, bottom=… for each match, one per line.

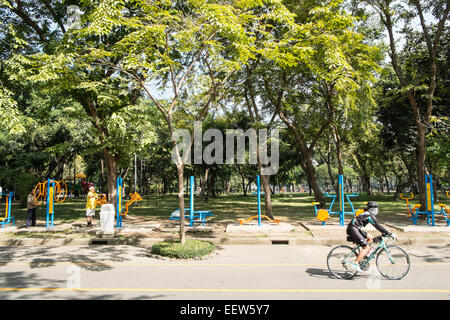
left=415, top=126, right=427, bottom=208
left=260, top=174, right=274, bottom=219
left=277, top=110, right=325, bottom=207
left=304, top=152, right=325, bottom=207
left=362, top=174, right=372, bottom=196
left=319, top=145, right=338, bottom=194
left=384, top=173, right=390, bottom=194
left=237, top=164, right=247, bottom=196
left=176, top=165, right=185, bottom=244
left=200, top=168, right=210, bottom=201
left=208, top=169, right=217, bottom=198
left=103, top=150, right=117, bottom=205
left=225, top=178, right=231, bottom=194
left=347, top=177, right=353, bottom=193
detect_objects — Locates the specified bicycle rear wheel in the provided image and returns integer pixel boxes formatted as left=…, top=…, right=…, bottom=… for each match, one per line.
left=376, top=245, right=410, bottom=280
left=327, top=245, right=359, bottom=279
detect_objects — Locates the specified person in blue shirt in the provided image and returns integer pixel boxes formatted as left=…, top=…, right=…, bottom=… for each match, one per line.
left=345, top=201, right=396, bottom=272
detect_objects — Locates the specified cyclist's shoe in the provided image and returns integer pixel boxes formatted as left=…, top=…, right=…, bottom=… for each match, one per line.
left=345, top=261, right=362, bottom=272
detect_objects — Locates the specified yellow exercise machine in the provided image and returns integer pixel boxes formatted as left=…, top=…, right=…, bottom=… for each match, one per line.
left=437, top=191, right=450, bottom=226
left=237, top=175, right=279, bottom=226
left=34, top=179, right=67, bottom=228
left=116, top=177, right=142, bottom=228
left=400, top=174, right=447, bottom=226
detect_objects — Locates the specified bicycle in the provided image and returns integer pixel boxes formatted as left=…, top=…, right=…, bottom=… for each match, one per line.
left=327, top=234, right=410, bottom=280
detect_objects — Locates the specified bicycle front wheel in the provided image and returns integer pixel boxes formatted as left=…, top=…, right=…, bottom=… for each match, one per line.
left=376, top=245, right=410, bottom=280
left=327, top=245, right=359, bottom=279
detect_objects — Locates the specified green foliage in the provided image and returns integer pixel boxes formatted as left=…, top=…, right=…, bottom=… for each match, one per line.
left=14, top=172, right=38, bottom=207
left=0, top=0, right=447, bottom=211
left=0, top=86, right=25, bottom=134
left=151, top=239, right=216, bottom=259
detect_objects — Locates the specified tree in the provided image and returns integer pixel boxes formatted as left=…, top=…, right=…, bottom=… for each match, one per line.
left=1, top=0, right=159, bottom=204
left=362, top=0, right=450, bottom=207
left=81, top=0, right=296, bottom=243
left=260, top=0, right=379, bottom=207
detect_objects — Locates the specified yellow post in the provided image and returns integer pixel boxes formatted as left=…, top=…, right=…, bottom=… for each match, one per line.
left=426, top=182, right=432, bottom=212
left=48, top=185, right=54, bottom=214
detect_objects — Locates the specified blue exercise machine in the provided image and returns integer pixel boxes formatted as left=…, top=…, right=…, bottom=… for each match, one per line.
left=401, top=174, right=449, bottom=226
left=116, top=177, right=123, bottom=228
left=46, top=179, right=55, bottom=228
left=237, top=175, right=279, bottom=226
left=0, top=191, right=15, bottom=228
left=170, top=176, right=213, bottom=226
left=312, top=174, right=363, bottom=226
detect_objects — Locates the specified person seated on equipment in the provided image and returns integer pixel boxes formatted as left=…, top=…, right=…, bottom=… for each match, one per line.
left=345, top=201, right=396, bottom=272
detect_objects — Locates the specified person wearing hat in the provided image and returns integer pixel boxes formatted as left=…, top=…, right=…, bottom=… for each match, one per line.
left=26, top=188, right=39, bottom=227
left=345, top=201, right=396, bottom=272
left=86, top=186, right=99, bottom=227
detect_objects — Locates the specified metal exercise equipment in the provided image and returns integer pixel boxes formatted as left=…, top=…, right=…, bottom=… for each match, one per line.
left=0, top=192, right=15, bottom=228
left=237, top=175, right=279, bottom=226
left=34, top=179, right=67, bottom=228
left=116, top=177, right=142, bottom=228
left=170, top=176, right=213, bottom=226
left=400, top=174, right=448, bottom=226
left=312, top=174, right=363, bottom=226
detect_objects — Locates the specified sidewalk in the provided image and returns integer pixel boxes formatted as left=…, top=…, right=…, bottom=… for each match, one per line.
left=0, top=217, right=448, bottom=246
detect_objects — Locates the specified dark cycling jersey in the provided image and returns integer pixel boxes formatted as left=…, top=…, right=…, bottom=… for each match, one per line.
left=349, top=210, right=391, bottom=235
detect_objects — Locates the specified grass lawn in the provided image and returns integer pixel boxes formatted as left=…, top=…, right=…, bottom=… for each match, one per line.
left=5, top=191, right=450, bottom=227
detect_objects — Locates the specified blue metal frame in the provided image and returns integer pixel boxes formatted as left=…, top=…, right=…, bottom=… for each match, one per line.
left=410, top=174, right=447, bottom=226
left=414, top=174, right=435, bottom=225
left=428, top=174, right=435, bottom=225
left=116, top=177, right=123, bottom=228
left=46, top=178, right=55, bottom=228
left=439, top=206, right=450, bottom=226
left=0, top=192, right=15, bottom=228
left=313, top=174, right=359, bottom=226
left=257, top=175, right=261, bottom=226
left=170, top=176, right=213, bottom=226
left=409, top=205, right=421, bottom=225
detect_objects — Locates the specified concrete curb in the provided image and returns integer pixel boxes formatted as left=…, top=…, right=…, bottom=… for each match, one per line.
left=0, top=237, right=449, bottom=246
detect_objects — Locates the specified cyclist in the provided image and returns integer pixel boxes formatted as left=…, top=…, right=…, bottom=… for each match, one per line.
left=345, top=201, right=396, bottom=272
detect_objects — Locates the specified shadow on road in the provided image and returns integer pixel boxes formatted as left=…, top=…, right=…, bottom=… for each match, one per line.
left=305, top=268, right=332, bottom=279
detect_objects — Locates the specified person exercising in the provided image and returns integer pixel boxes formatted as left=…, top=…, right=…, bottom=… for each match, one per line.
left=345, top=201, right=395, bottom=272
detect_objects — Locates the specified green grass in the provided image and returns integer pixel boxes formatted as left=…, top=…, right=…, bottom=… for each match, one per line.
left=5, top=191, right=450, bottom=226
left=151, top=239, right=216, bottom=259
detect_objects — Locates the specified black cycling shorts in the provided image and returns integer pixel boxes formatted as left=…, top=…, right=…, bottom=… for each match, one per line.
left=346, top=224, right=368, bottom=247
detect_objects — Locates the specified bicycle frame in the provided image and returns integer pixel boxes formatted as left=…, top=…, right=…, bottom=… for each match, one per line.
left=343, top=235, right=396, bottom=265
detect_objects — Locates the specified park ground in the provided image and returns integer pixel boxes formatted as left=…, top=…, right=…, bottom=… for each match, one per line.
left=0, top=192, right=449, bottom=244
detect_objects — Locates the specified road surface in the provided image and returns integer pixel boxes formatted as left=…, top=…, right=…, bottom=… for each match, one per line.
left=0, top=244, right=449, bottom=300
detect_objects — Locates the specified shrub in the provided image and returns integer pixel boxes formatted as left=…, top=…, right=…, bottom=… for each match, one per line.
left=15, top=172, right=39, bottom=207
left=151, top=239, right=216, bottom=259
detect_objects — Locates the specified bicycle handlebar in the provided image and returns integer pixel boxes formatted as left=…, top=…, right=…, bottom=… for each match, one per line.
left=385, top=235, right=396, bottom=245
left=374, top=234, right=396, bottom=245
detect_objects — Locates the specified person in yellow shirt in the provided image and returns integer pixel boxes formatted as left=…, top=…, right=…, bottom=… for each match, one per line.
left=86, top=186, right=104, bottom=227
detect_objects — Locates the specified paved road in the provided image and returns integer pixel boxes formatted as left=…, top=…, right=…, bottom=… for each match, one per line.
left=0, top=244, right=449, bottom=300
